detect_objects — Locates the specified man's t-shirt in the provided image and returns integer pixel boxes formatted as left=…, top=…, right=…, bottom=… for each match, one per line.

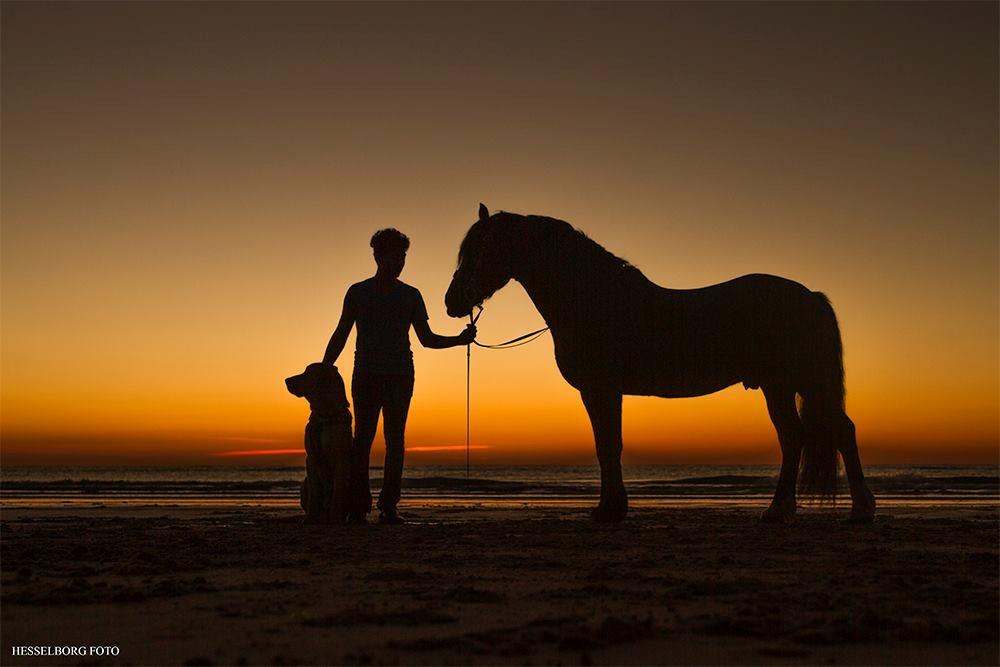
left=345, top=278, right=428, bottom=376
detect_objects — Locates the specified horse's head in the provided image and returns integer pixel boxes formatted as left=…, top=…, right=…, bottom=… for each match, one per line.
left=445, top=204, right=514, bottom=318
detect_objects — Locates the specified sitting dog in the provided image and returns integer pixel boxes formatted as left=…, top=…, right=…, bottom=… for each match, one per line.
left=285, top=363, right=353, bottom=524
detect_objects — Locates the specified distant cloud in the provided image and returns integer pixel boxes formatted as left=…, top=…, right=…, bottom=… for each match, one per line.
left=212, top=444, right=491, bottom=457
left=407, top=445, right=491, bottom=452
left=213, top=448, right=303, bottom=457
left=216, top=436, right=291, bottom=444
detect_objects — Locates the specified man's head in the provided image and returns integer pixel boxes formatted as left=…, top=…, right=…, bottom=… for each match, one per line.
left=370, top=228, right=410, bottom=278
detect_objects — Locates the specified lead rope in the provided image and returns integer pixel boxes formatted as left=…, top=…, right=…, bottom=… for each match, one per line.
left=466, top=335, right=470, bottom=478
left=466, top=307, right=482, bottom=479
left=465, top=305, right=549, bottom=479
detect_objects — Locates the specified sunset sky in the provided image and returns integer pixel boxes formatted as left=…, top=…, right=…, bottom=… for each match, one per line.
left=2, top=2, right=997, bottom=466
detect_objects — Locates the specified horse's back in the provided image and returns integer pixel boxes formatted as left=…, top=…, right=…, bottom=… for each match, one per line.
left=664, top=273, right=810, bottom=301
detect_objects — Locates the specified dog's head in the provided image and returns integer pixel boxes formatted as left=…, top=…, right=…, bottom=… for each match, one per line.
left=285, top=363, right=349, bottom=418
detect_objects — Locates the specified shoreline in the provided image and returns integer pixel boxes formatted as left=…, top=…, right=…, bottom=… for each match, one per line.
left=3, top=495, right=998, bottom=512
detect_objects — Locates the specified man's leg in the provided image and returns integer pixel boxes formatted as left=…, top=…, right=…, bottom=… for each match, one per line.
left=377, top=374, right=414, bottom=515
left=350, top=372, right=383, bottom=519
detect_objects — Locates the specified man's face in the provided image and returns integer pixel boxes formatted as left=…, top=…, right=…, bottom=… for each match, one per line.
left=375, top=249, right=406, bottom=278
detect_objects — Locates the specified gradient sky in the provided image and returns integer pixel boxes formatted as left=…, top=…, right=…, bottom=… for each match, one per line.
left=2, top=2, right=997, bottom=466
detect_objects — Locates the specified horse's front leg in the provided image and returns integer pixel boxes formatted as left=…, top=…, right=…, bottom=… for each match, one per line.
left=580, top=389, right=628, bottom=523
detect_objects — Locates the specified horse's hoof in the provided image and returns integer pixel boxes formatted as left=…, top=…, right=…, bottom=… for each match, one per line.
left=846, top=506, right=876, bottom=524
left=590, top=501, right=628, bottom=524
left=847, top=490, right=876, bottom=523
left=757, top=498, right=796, bottom=524
left=757, top=508, right=795, bottom=524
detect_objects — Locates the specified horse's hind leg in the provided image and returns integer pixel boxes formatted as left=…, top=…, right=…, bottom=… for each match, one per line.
left=835, top=413, right=876, bottom=522
left=758, top=386, right=802, bottom=523
left=580, top=389, right=628, bottom=523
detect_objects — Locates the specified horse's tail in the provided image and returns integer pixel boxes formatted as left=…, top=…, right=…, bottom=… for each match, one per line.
left=796, top=291, right=844, bottom=501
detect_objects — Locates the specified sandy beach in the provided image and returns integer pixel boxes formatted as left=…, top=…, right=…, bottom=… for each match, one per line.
left=1, top=502, right=996, bottom=666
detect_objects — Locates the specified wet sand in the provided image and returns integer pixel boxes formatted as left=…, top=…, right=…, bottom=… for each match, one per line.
left=1, top=503, right=997, bottom=665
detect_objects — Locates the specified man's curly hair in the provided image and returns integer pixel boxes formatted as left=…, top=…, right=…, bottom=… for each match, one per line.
left=370, top=228, right=410, bottom=256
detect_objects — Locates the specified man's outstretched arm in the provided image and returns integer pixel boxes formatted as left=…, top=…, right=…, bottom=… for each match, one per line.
left=413, top=319, right=476, bottom=349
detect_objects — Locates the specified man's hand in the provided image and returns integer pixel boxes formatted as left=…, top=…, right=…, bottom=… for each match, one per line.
left=457, top=324, right=477, bottom=346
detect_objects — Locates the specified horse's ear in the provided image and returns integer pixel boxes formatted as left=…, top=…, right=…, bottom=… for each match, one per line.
left=478, top=203, right=490, bottom=221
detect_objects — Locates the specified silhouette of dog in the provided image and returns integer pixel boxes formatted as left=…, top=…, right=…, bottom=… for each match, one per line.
left=285, top=363, right=353, bottom=524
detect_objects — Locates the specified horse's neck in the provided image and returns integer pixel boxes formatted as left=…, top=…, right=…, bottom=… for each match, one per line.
left=508, top=222, right=624, bottom=328
left=511, top=262, right=563, bottom=327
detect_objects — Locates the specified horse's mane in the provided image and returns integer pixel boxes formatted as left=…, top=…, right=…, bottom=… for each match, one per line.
left=531, top=214, right=644, bottom=280
left=458, top=212, right=646, bottom=284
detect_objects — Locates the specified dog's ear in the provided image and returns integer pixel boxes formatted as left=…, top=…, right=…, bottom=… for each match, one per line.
left=478, top=203, right=490, bottom=221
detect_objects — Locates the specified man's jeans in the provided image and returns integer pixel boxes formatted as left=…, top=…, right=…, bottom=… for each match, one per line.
left=350, top=371, right=414, bottom=515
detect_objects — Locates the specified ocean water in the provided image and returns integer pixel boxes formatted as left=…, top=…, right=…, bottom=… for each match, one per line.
left=1, top=464, right=996, bottom=507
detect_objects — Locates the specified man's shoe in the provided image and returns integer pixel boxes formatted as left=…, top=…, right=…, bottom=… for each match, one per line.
left=378, top=508, right=406, bottom=525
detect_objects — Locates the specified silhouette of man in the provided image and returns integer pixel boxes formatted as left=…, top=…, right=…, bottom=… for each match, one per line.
left=323, top=229, right=476, bottom=524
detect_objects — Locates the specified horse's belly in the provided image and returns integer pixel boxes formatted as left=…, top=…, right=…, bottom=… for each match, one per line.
left=614, top=333, right=730, bottom=393
left=556, top=344, right=743, bottom=398
left=551, top=318, right=779, bottom=397
left=626, top=376, right=741, bottom=399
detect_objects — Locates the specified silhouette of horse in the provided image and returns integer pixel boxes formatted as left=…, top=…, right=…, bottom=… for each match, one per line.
left=445, top=204, right=876, bottom=523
